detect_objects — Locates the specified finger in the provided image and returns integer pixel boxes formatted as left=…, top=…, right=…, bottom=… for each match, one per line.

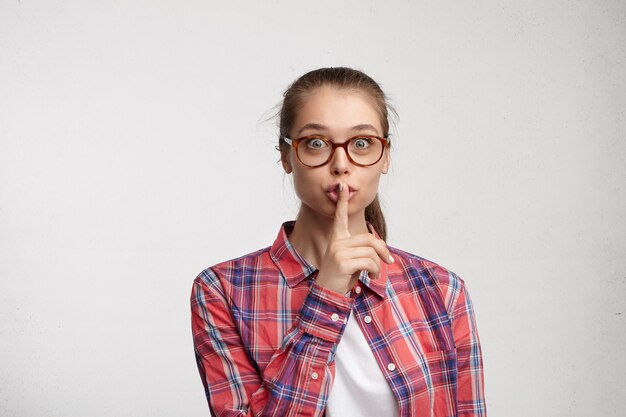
left=337, top=247, right=382, bottom=279
left=336, top=246, right=379, bottom=262
left=343, top=233, right=394, bottom=264
left=340, top=258, right=381, bottom=280
left=332, top=182, right=350, bottom=239
left=367, top=224, right=393, bottom=263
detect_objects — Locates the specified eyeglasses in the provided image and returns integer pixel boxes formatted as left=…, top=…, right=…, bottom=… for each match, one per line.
left=283, top=135, right=390, bottom=168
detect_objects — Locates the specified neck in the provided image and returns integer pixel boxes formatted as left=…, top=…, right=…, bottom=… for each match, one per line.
left=288, top=203, right=369, bottom=268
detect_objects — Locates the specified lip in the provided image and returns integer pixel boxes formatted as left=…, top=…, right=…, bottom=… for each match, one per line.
left=326, top=183, right=357, bottom=203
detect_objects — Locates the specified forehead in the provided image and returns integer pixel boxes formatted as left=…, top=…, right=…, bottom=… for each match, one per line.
left=293, top=87, right=383, bottom=135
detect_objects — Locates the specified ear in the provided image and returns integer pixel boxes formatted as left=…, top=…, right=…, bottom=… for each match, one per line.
left=380, top=148, right=390, bottom=174
left=281, top=150, right=293, bottom=174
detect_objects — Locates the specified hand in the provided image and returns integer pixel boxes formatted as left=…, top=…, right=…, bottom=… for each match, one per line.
left=315, top=182, right=395, bottom=295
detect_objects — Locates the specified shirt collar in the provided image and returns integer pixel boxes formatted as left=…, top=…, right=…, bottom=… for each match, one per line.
left=270, top=220, right=388, bottom=299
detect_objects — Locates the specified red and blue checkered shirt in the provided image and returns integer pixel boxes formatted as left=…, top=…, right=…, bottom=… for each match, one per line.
left=191, top=221, right=486, bottom=416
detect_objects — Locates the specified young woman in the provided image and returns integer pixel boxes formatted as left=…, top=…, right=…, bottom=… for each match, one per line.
left=191, top=67, right=486, bottom=417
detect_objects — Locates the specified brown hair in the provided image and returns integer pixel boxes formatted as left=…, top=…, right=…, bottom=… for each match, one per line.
left=278, top=67, right=394, bottom=240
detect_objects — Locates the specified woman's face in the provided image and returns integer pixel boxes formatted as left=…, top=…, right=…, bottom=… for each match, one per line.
left=282, top=86, right=390, bottom=220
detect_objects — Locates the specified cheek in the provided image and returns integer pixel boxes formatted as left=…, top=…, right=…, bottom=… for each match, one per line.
left=365, top=170, right=383, bottom=188
left=291, top=170, right=316, bottom=200
left=291, top=175, right=306, bottom=200
left=359, top=172, right=384, bottom=205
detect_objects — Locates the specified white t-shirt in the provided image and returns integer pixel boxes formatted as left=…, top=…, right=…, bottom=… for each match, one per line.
left=325, top=310, right=399, bottom=417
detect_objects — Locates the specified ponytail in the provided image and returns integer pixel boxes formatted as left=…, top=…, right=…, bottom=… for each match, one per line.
left=365, top=194, right=387, bottom=241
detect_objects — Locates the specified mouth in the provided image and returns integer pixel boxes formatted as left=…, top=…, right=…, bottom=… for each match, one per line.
left=326, top=183, right=357, bottom=203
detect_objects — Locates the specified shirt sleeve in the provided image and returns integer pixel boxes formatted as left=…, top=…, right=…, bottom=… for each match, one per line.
left=191, top=269, right=353, bottom=417
left=450, top=283, right=487, bottom=416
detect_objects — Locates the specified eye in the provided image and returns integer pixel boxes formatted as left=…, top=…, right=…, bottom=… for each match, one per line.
left=352, top=137, right=373, bottom=150
left=304, top=137, right=328, bottom=149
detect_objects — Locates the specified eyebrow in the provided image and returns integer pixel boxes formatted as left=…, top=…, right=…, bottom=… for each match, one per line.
left=296, top=123, right=381, bottom=136
left=296, top=123, right=328, bottom=136
left=351, top=124, right=380, bottom=135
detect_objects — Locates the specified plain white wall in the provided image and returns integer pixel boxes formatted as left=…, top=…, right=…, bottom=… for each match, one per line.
left=1, top=1, right=625, bottom=416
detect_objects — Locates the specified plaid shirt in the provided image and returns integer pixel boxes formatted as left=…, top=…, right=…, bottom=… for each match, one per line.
left=191, top=221, right=486, bottom=417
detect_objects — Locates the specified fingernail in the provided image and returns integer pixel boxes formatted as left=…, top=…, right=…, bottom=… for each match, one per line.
left=388, top=255, right=395, bottom=263
left=338, top=183, right=344, bottom=192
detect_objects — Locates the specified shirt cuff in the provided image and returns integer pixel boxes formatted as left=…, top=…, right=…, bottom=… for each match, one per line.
left=296, top=282, right=354, bottom=343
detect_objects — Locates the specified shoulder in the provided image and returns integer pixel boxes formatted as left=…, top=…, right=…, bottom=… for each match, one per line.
left=193, top=246, right=273, bottom=292
left=387, top=246, right=467, bottom=312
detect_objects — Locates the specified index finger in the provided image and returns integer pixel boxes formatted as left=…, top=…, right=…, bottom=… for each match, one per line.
left=332, top=182, right=350, bottom=239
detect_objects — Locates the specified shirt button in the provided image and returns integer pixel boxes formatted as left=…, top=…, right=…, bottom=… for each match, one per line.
left=331, top=313, right=339, bottom=322
left=311, top=371, right=319, bottom=380
left=387, top=363, right=396, bottom=371
left=355, top=286, right=362, bottom=294
left=364, top=315, right=372, bottom=323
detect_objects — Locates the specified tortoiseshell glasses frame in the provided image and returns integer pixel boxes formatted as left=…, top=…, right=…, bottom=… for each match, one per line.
left=282, top=135, right=390, bottom=168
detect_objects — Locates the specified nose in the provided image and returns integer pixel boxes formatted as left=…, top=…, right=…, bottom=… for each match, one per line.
left=329, top=146, right=351, bottom=175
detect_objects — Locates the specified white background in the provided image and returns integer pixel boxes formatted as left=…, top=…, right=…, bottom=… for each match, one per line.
left=1, top=1, right=625, bottom=416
